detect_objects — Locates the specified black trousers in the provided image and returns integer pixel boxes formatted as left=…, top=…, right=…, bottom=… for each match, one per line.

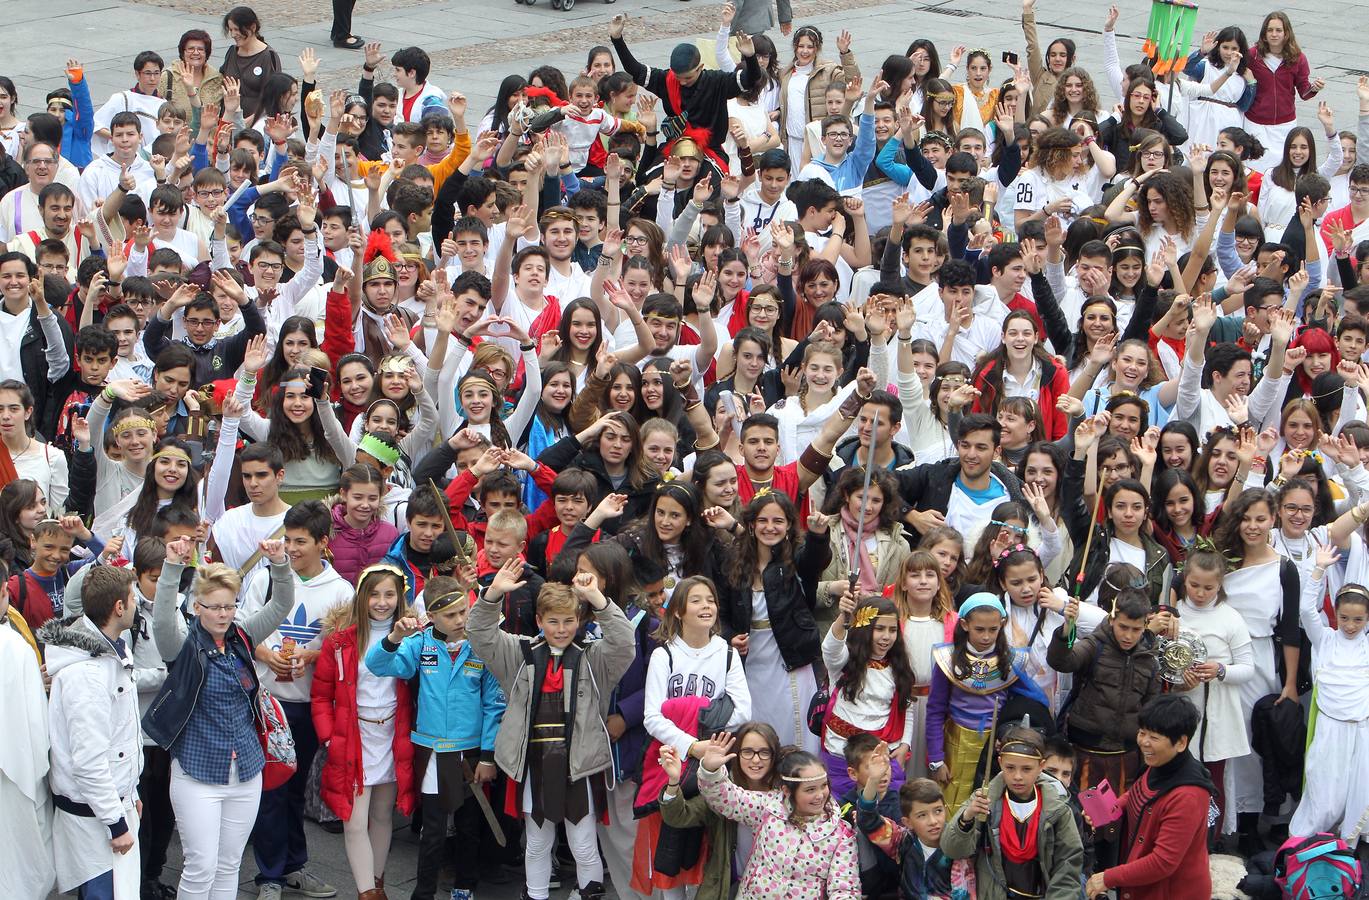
left=413, top=792, right=485, bottom=898
left=138, top=746, right=175, bottom=882
left=330, top=0, right=356, bottom=40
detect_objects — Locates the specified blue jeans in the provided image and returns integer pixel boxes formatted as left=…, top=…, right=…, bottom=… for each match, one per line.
left=78, top=870, right=114, bottom=900
left=251, top=699, right=320, bottom=884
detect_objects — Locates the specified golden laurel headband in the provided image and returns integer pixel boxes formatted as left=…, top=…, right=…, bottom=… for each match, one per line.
left=151, top=446, right=192, bottom=464
left=112, top=416, right=157, bottom=437
left=850, top=606, right=883, bottom=629
left=781, top=772, right=830, bottom=783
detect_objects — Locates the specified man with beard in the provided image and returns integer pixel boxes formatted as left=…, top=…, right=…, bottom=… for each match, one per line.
left=7, top=183, right=90, bottom=280
left=680, top=362, right=879, bottom=508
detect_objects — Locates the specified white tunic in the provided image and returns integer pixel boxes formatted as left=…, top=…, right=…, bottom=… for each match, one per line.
left=1174, top=599, right=1255, bottom=764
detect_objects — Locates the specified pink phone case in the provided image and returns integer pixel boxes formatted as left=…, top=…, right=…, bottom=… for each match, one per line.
left=1079, top=779, right=1122, bottom=827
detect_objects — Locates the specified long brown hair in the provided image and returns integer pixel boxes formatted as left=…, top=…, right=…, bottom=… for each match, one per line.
left=1256, top=11, right=1300, bottom=63
left=839, top=595, right=916, bottom=704
left=651, top=575, right=719, bottom=644
left=341, top=565, right=409, bottom=655
left=726, top=493, right=801, bottom=586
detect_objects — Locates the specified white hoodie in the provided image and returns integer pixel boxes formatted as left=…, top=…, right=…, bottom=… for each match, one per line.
left=76, top=153, right=156, bottom=213
left=240, top=561, right=354, bottom=702
left=643, top=634, right=752, bottom=757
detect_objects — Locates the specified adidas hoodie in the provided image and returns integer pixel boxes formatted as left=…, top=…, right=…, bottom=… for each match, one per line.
left=240, top=561, right=354, bottom=703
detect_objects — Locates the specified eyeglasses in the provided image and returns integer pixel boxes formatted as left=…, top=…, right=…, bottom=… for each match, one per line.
left=196, top=189, right=226, bottom=199
left=824, top=131, right=852, bottom=139
left=197, top=603, right=237, bottom=613
left=1101, top=463, right=1134, bottom=475
left=393, top=262, right=419, bottom=271
left=26, top=158, right=55, bottom=167
left=1350, top=185, right=1369, bottom=196
left=738, top=748, right=773, bottom=760
left=1281, top=504, right=1314, bottom=516
left=255, top=261, right=284, bottom=272
left=750, top=303, right=780, bottom=315
left=38, top=262, right=67, bottom=273
left=251, top=215, right=276, bottom=226
left=624, top=235, right=648, bottom=245
left=184, top=317, right=218, bottom=328
left=1140, top=149, right=1167, bottom=160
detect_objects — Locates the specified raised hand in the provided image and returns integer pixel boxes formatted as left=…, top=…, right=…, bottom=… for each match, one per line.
left=699, top=732, right=737, bottom=771
left=261, top=538, right=287, bottom=565
left=488, top=557, right=528, bottom=599
left=242, top=333, right=269, bottom=374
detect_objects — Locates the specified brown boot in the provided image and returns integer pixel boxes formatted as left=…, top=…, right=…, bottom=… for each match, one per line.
left=358, top=889, right=386, bottom=900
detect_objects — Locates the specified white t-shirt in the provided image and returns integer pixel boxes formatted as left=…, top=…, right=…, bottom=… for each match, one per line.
left=210, top=504, right=288, bottom=573
left=1010, top=168, right=1096, bottom=226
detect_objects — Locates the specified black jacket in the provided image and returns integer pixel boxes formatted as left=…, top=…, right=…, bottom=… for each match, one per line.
left=537, top=433, right=660, bottom=535
left=142, top=299, right=267, bottom=389
left=18, top=304, right=76, bottom=440
left=1097, top=108, right=1189, bottom=170
left=611, top=35, right=761, bottom=164
left=893, top=457, right=1025, bottom=544
left=716, top=534, right=830, bottom=671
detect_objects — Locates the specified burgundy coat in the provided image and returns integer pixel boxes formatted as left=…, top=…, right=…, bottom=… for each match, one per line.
left=312, top=621, right=417, bottom=820
left=329, top=503, right=400, bottom=585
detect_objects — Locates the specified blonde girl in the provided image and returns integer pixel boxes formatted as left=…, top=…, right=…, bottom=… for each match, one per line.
left=312, top=564, right=417, bottom=896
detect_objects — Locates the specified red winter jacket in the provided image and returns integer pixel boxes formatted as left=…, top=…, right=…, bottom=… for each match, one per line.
left=312, top=617, right=417, bottom=821
left=329, top=503, right=400, bottom=585
left=1102, top=755, right=1214, bottom=900
left=1243, top=50, right=1317, bottom=125
left=971, top=354, right=1072, bottom=440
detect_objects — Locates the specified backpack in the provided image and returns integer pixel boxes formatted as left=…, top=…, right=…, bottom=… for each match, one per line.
left=1273, top=833, right=1362, bottom=900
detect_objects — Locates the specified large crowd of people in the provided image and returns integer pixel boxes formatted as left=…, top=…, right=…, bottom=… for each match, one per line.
left=2, top=0, right=1368, bottom=898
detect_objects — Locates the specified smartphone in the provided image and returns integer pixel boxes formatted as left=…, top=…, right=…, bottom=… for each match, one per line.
left=307, top=366, right=329, bottom=399
left=1002, top=51, right=1019, bottom=65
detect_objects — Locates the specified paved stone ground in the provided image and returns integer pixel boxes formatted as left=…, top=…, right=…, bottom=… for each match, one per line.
left=19, top=0, right=1369, bottom=895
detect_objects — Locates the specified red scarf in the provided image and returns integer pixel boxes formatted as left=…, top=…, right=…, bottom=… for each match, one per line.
left=1000, top=787, right=1042, bottom=864
left=725, top=288, right=751, bottom=338
left=0, top=440, right=19, bottom=491
left=542, top=656, right=564, bottom=693
left=663, top=72, right=723, bottom=168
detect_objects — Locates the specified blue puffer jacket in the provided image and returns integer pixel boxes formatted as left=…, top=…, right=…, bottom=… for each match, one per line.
left=364, top=627, right=506, bottom=754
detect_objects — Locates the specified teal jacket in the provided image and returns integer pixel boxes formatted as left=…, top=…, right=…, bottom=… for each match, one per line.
left=365, top=629, right=506, bottom=754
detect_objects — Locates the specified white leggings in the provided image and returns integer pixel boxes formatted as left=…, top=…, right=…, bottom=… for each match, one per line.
left=342, top=782, right=397, bottom=893
left=524, top=814, right=603, bottom=899
left=169, top=759, right=262, bottom=900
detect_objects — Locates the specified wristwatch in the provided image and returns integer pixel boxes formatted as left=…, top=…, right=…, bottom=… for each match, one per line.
left=928, top=760, right=945, bottom=771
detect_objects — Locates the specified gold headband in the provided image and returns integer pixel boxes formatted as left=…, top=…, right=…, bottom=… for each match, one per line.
left=112, top=416, right=157, bottom=437
left=998, top=741, right=1045, bottom=760
left=151, top=446, right=192, bottom=464
left=929, top=91, right=956, bottom=101
left=460, top=375, right=499, bottom=395
left=643, top=312, right=681, bottom=324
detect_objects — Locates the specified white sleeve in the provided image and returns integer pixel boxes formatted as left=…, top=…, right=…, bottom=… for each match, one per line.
left=57, top=667, right=125, bottom=827
left=821, top=627, right=850, bottom=682
left=1173, top=354, right=1203, bottom=422
left=501, top=346, right=542, bottom=442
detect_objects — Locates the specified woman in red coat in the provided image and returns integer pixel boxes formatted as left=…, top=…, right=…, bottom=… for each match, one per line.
left=1086, top=695, right=1217, bottom=900
left=312, top=564, right=417, bottom=900
left=971, top=310, right=1072, bottom=440
left=1242, top=11, right=1323, bottom=175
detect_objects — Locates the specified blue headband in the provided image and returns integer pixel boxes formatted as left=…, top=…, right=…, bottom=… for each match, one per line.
left=959, top=592, right=1007, bottom=619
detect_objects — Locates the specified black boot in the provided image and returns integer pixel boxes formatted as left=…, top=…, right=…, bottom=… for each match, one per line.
left=575, top=881, right=606, bottom=900
left=1237, top=812, right=1264, bottom=858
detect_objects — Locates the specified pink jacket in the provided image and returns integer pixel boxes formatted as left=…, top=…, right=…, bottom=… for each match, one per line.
left=329, top=503, right=400, bottom=585
left=697, top=764, right=861, bottom=900
left=1244, top=50, right=1317, bottom=125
